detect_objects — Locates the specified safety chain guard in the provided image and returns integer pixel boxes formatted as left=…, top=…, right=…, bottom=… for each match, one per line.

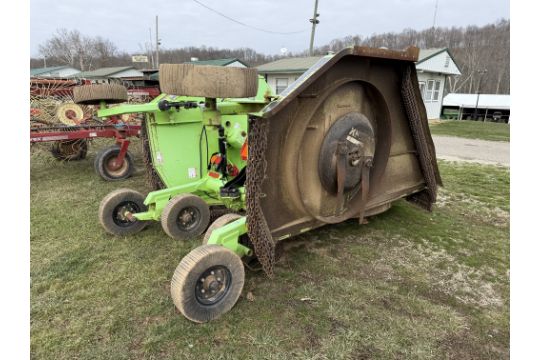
left=140, top=117, right=165, bottom=190
left=401, top=65, right=442, bottom=210
left=245, top=116, right=276, bottom=277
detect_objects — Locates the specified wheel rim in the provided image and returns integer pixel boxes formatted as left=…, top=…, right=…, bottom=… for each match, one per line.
left=176, top=206, right=201, bottom=231
left=195, top=266, right=232, bottom=305
left=105, top=154, right=129, bottom=177
left=112, top=201, right=140, bottom=227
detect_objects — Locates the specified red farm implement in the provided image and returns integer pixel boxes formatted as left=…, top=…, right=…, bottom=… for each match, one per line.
left=30, top=77, right=157, bottom=181
left=30, top=122, right=141, bottom=181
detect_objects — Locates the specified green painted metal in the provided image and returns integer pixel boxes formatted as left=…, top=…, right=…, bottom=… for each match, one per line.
left=100, top=75, right=274, bottom=224
left=97, top=101, right=161, bottom=117
left=206, top=217, right=251, bottom=257
left=133, top=176, right=234, bottom=221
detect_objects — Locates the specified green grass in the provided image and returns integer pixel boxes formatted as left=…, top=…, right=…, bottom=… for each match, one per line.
left=429, top=120, right=510, bottom=142
left=31, top=140, right=509, bottom=359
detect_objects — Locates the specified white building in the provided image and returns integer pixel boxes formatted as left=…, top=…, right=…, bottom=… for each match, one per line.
left=257, top=48, right=461, bottom=119
left=442, top=93, right=510, bottom=122
left=30, top=65, right=80, bottom=78
left=416, top=48, right=462, bottom=119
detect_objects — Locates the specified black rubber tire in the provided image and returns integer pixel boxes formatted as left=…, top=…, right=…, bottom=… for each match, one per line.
left=94, top=146, right=134, bottom=181
left=161, top=194, right=210, bottom=240
left=50, top=140, right=88, bottom=161
left=73, top=83, right=128, bottom=105
left=98, top=189, right=148, bottom=236
left=203, top=213, right=242, bottom=245
left=171, top=244, right=245, bottom=323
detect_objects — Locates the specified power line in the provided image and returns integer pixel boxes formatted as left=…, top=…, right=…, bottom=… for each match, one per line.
left=192, top=0, right=307, bottom=35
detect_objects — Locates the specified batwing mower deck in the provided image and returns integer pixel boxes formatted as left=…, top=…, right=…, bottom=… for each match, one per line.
left=85, top=46, right=439, bottom=323
left=164, top=46, right=441, bottom=322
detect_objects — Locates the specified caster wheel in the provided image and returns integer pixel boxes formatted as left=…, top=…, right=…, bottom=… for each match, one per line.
left=98, top=189, right=148, bottom=236
left=171, top=244, right=245, bottom=323
left=94, top=145, right=134, bottom=181
left=161, top=194, right=210, bottom=240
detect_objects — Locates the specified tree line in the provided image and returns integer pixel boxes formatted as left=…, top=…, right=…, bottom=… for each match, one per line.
left=31, top=19, right=509, bottom=94
left=309, top=19, right=510, bottom=95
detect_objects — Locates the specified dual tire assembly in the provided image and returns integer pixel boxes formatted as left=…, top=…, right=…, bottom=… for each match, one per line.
left=98, top=189, right=245, bottom=322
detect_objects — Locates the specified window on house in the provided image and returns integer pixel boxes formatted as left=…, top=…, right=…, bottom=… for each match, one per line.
left=424, top=79, right=442, bottom=102
left=419, top=82, right=426, bottom=100
left=275, top=78, right=288, bottom=94
left=433, top=80, right=441, bottom=101
left=444, top=55, right=450, bottom=68
left=426, top=80, right=434, bottom=101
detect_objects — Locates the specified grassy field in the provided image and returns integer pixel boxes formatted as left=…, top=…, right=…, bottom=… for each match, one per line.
left=31, top=139, right=509, bottom=359
left=429, top=120, right=510, bottom=142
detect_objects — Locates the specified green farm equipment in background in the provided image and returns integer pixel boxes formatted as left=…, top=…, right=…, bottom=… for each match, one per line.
left=81, top=46, right=441, bottom=323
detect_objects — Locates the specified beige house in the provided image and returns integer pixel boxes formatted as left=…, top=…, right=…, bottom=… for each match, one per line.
left=257, top=48, right=461, bottom=119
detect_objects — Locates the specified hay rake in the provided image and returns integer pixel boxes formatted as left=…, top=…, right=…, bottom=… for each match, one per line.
left=30, top=78, right=145, bottom=180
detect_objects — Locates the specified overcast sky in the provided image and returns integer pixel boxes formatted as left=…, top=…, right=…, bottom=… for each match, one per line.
left=30, top=0, right=509, bottom=57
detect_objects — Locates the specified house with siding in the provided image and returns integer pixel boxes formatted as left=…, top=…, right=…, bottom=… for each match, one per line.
left=30, top=65, right=80, bottom=78
left=257, top=48, right=461, bottom=119
left=415, top=48, right=461, bottom=119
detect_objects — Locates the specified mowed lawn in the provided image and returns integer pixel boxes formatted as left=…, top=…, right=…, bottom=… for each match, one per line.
left=31, top=139, right=509, bottom=359
left=429, top=120, right=510, bottom=142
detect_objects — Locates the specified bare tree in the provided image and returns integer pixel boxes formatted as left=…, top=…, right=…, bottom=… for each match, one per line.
left=311, top=19, right=510, bottom=95
left=33, top=20, right=509, bottom=94
left=38, top=29, right=119, bottom=71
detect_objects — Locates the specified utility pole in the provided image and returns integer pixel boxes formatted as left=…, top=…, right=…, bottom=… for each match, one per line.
left=432, top=0, right=439, bottom=28
left=309, top=0, right=320, bottom=56
left=155, top=15, right=160, bottom=68
left=474, top=69, right=488, bottom=121
left=149, top=27, right=155, bottom=68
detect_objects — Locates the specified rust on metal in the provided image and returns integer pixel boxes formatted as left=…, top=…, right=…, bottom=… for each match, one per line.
left=246, top=45, right=440, bottom=276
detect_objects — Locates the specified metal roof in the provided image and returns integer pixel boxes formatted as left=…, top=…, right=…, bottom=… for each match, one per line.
left=149, top=58, right=247, bottom=80
left=257, top=56, right=322, bottom=74
left=258, top=48, right=459, bottom=75
left=30, top=65, right=75, bottom=76
left=418, top=48, right=446, bottom=62
left=443, top=93, right=511, bottom=110
left=189, top=58, right=247, bottom=67
left=73, top=66, right=137, bottom=78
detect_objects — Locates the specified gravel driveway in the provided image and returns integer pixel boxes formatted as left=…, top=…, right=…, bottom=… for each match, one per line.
left=432, top=135, right=509, bottom=166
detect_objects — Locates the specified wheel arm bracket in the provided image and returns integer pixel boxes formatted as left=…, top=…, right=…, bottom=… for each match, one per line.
left=133, top=176, right=224, bottom=221
left=206, top=217, right=251, bottom=258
